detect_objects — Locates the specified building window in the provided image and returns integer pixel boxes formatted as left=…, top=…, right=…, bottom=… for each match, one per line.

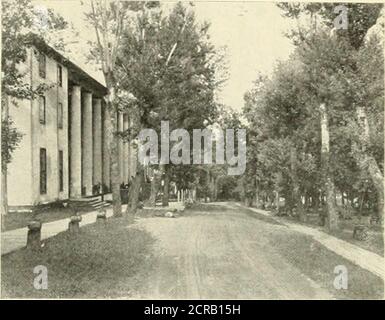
left=58, top=150, right=63, bottom=192
left=58, top=102, right=63, bottom=129
left=39, top=95, right=46, bottom=124
left=57, top=64, right=63, bottom=87
left=38, top=52, right=46, bottom=78
left=40, top=148, right=47, bottom=194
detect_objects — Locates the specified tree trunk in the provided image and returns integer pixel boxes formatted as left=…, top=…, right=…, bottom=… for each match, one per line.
left=161, top=164, right=169, bottom=207
left=253, top=177, right=259, bottom=207
left=213, top=177, right=218, bottom=202
left=148, top=169, right=160, bottom=207
left=206, top=170, right=214, bottom=201
left=360, top=152, right=384, bottom=220
left=320, top=103, right=338, bottom=231
left=126, top=167, right=143, bottom=215
left=313, top=191, right=320, bottom=209
left=1, top=168, right=7, bottom=231
left=104, top=74, right=122, bottom=217
left=1, top=94, right=9, bottom=231
left=290, top=146, right=306, bottom=222
left=107, top=106, right=122, bottom=217
left=304, top=193, right=309, bottom=208
left=353, top=106, right=384, bottom=222
left=275, top=190, right=280, bottom=211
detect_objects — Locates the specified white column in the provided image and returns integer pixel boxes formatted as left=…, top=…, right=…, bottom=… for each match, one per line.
left=70, top=86, right=82, bottom=198
left=177, top=190, right=180, bottom=202
left=82, top=92, right=93, bottom=196
left=102, top=103, right=110, bottom=191
left=123, top=114, right=129, bottom=184
left=93, top=98, right=102, bottom=187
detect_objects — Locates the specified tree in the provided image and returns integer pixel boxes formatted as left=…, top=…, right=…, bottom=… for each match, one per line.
left=152, top=2, right=222, bottom=207
left=242, top=3, right=383, bottom=230
left=288, top=4, right=384, bottom=222
left=86, top=0, right=150, bottom=217
left=117, top=2, right=223, bottom=210
left=351, top=23, right=384, bottom=220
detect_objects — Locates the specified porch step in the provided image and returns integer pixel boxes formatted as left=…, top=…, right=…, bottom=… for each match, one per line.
left=69, top=196, right=111, bottom=212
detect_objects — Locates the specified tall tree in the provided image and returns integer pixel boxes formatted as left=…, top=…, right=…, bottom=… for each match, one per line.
left=86, top=0, right=151, bottom=217
left=117, top=2, right=223, bottom=211
left=240, top=4, right=383, bottom=230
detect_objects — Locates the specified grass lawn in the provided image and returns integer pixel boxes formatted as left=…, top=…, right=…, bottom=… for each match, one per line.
left=269, top=231, right=384, bottom=299
left=3, top=206, right=96, bottom=232
left=241, top=206, right=383, bottom=299
left=332, top=220, right=384, bottom=257
left=1, top=217, right=155, bottom=298
left=279, top=214, right=384, bottom=256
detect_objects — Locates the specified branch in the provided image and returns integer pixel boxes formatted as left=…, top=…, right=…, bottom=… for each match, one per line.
left=90, top=0, right=106, bottom=71
left=111, top=6, right=125, bottom=68
left=101, top=0, right=111, bottom=71
left=165, top=43, right=177, bottom=66
left=165, top=10, right=189, bottom=66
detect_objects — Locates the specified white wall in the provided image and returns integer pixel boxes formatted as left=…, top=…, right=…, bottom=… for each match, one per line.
left=7, top=96, right=33, bottom=206
left=8, top=47, right=69, bottom=206
left=31, top=47, right=69, bottom=204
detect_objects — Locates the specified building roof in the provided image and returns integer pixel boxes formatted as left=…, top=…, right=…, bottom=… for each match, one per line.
left=27, top=33, right=107, bottom=97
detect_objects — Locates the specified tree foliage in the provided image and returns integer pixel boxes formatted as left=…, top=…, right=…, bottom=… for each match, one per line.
left=242, top=4, right=384, bottom=222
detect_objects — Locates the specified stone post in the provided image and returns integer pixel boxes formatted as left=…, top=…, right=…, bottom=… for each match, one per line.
left=27, top=221, right=42, bottom=250
left=68, top=215, right=82, bottom=233
left=97, top=208, right=107, bottom=224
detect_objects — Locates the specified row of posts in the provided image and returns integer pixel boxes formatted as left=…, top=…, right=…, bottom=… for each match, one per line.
left=176, top=189, right=196, bottom=202
left=26, top=208, right=108, bottom=251
left=26, top=188, right=196, bottom=250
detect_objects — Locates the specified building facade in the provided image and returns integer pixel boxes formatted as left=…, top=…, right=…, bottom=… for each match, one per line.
left=7, top=39, right=132, bottom=207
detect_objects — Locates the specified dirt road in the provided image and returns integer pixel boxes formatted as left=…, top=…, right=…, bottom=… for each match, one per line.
left=132, top=202, right=334, bottom=299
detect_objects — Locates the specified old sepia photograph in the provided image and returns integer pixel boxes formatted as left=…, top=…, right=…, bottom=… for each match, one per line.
left=0, top=0, right=384, bottom=303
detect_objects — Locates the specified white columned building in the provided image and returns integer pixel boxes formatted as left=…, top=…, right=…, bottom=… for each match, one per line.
left=6, top=38, right=117, bottom=209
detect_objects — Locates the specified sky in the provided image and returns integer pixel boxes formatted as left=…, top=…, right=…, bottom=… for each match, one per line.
left=192, top=1, right=295, bottom=110
left=34, top=0, right=295, bottom=111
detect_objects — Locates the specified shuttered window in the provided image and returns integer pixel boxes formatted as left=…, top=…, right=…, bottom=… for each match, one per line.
left=39, top=52, right=46, bottom=78
left=57, top=64, right=62, bottom=87
left=39, top=95, right=46, bottom=124
left=58, top=102, right=63, bottom=129
left=40, top=148, right=47, bottom=194
left=58, top=150, right=63, bottom=192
